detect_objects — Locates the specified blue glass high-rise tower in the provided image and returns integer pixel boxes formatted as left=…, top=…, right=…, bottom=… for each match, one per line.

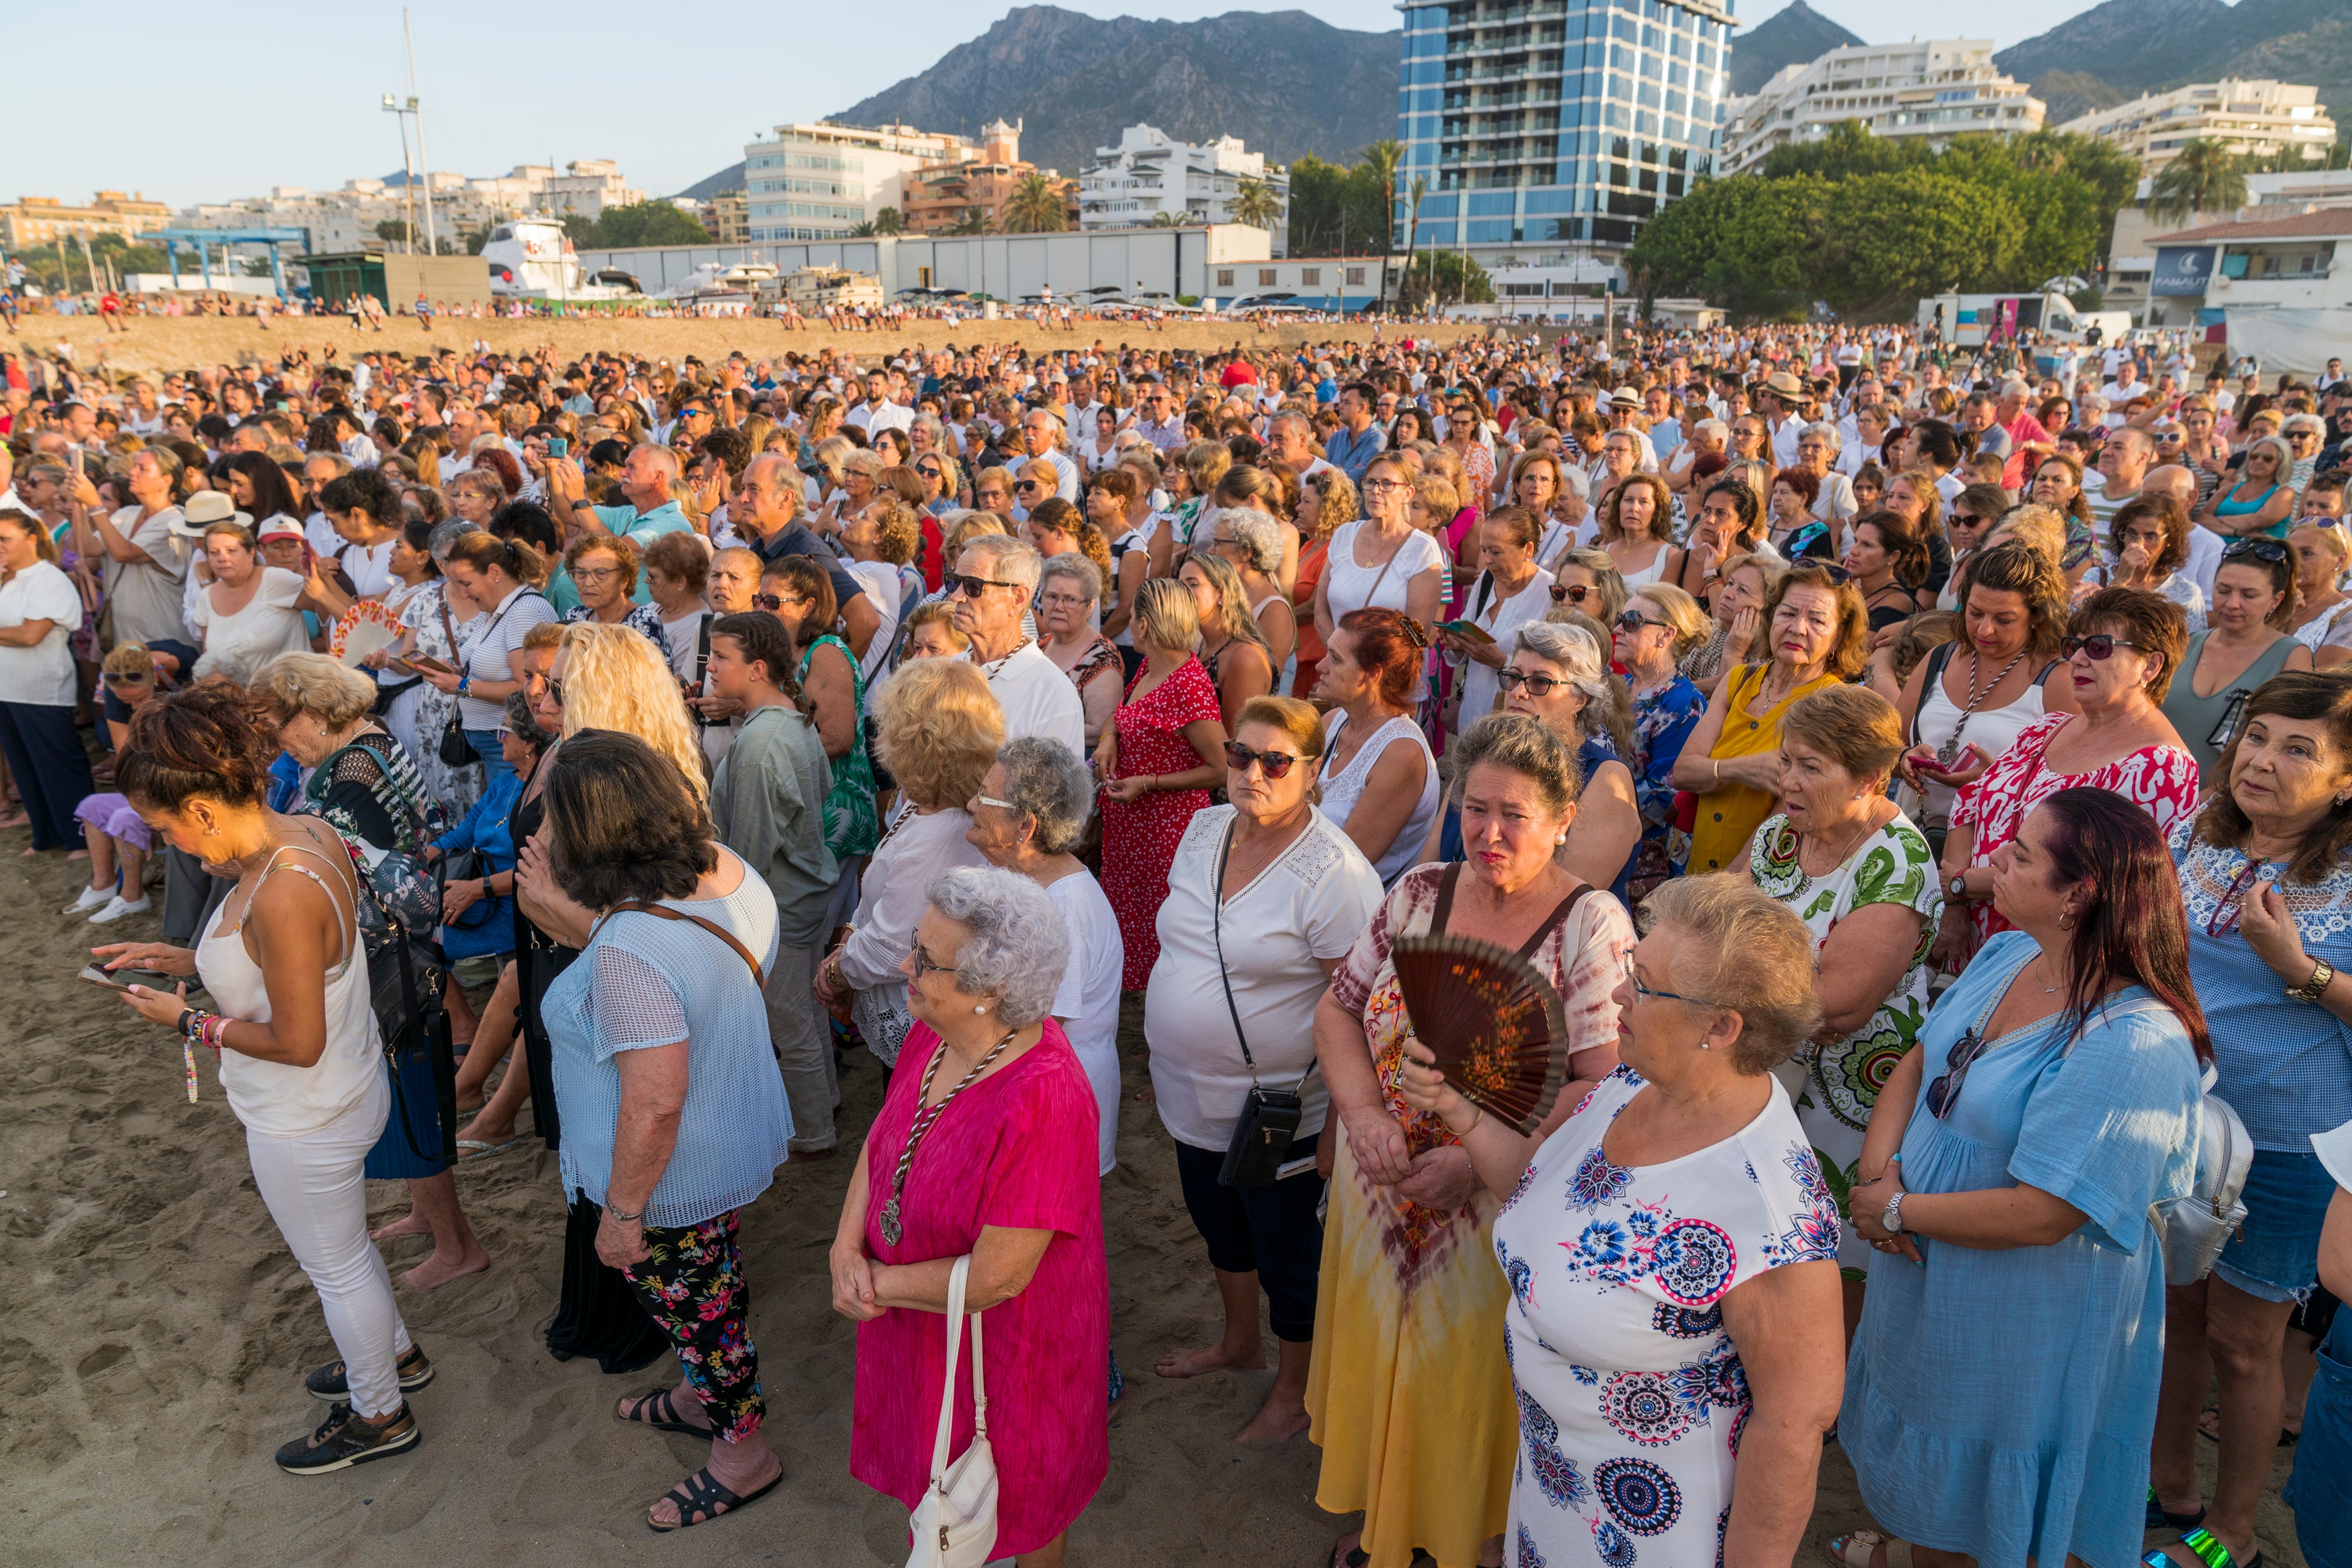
left=1396, top=0, right=1734, bottom=266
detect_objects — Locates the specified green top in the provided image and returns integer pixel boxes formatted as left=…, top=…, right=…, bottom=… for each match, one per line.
left=708, top=704, right=838, bottom=951
left=800, top=633, right=880, bottom=861
left=2161, top=629, right=2303, bottom=774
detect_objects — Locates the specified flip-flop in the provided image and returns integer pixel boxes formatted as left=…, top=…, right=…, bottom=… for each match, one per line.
left=456, top=1137, right=518, bottom=1160
left=2148, top=1528, right=2263, bottom=1568
left=645, top=1463, right=782, bottom=1531
left=617, top=1387, right=704, bottom=1436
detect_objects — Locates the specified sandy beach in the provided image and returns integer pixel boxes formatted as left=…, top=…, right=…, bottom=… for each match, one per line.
left=1, top=823, right=2307, bottom=1568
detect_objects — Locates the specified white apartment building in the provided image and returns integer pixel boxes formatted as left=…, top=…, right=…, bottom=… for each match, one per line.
left=1077, top=124, right=1291, bottom=254
left=1721, top=39, right=2044, bottom=177
left=174, top=161, right=642, bottom=254
left=535, top=159, right=643, bottom=218
left=741, top=121, right=982, bottom=243
left=2060, top=80, right=2339, bottom=176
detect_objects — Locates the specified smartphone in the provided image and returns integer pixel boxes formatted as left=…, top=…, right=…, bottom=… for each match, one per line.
left=406, top=654, right=456, bottom=676
left=78, top=964, right=131, bottom=990
left=548, top=437, right=568, bottom=459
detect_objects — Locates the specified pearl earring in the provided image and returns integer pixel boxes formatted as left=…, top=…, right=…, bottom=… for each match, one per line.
left=973, top=1004, right=988, bottom=1015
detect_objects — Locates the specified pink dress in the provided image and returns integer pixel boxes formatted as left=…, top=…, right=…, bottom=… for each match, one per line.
left=1952, top=710, right=2199, bottom=954
left=850, top=1019, right=1108, bottom=1555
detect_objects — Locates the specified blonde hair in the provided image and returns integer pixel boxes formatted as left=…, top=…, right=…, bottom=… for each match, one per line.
left=1133, top=576, right=1202, bottom=654
left=253, top=651, right=378, bottom=728
left=558, top=621, right=708, bottom=802
left=1638, top=876, right=1825, bottom=1074
left=1634, top=582, right=1711, bottom=658
left=866, top=499, right=921, bottom=567
left=1986, top=503, right=2067, bottom=566
left=902, top=599, right=969, bottom=653
left=874, top=657, right=1004, bottom=810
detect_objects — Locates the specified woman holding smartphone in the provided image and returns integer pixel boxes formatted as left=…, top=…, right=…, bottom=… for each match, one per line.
left=94, top=678, right=426, bottom=1475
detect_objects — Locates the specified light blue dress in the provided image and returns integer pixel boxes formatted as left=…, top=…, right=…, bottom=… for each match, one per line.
left=1840, top=929, right=2202, bottom=1568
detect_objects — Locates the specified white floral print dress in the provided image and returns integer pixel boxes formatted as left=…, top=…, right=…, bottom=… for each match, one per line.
left=1492, top=1067, right=1839, bottom=1568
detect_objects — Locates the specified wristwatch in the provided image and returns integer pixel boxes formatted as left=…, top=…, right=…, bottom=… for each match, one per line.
left=1946, top=872, right=1970, bottom=900
left=1881, top=1190, right=1907, bottom=1235
left=2288, top=957, right=2336, bottom=1004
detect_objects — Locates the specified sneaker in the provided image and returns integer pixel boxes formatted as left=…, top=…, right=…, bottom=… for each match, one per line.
left=88, top=894, right=151, bottom=925
left=64, top=885, right=111, bottom=914
left=275, top=1401, right=420, bottom=1474
left=307, top=1344, right=433, bottom=1402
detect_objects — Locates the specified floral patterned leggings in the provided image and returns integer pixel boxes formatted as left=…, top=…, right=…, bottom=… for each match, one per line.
left=619, top=1208, right=763, bottom=1442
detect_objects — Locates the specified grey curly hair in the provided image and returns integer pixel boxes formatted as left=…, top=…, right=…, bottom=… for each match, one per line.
left=994, top=737, right=1093, bottom=856
left=925, top=865, right=1071, bottom=1029
left=1212, top=507, right=1285, bottom=574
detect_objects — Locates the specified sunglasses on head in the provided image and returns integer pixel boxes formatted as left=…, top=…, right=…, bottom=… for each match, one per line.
left=1223, top=740, right=1299, bottom=778
left=2223, top=537, right=2290, bottom=564
left=2059, top=633, right=2143, bottom=660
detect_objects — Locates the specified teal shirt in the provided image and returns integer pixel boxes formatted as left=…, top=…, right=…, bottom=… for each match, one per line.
left=587, top=501, right=694, bottom=605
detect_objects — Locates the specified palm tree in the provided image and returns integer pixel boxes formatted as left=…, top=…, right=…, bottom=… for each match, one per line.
left=1002, top=173, right=1067, bottom=234
left=848, top=220, right=878, bottom=238
left=2150, top=139, right=2248, bottom=226
left=949, top=207, right=992, bottom=236
left=873, top=206, right=905, bottom=236
left=1230, top=175, right=1283, bottom=232
left=1362, top=139, right=1403, bottom=248
left=1147, top=210, right=1183, bottom=228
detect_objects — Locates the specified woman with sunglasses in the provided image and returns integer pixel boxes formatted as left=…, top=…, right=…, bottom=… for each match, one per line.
left=2199, top=435, right=2298, bottom=544
left=1937, top=589, right=2198, bottom=969
left=2084, top=493, right=2205, bottom=627
left=2161, top=537, right=2311, bottom=774
left=2148, top=674, right=2352, bottom=1568
left=1836, top=787, right=2207, bottom=1568
left=1545, top=546, right=1628, bottom=633
left=1140, top=697, right=1383, bottom=1445
left=1310, top=710, right=1636, bottom=1568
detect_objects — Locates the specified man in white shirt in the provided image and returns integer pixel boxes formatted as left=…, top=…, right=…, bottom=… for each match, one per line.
left=953, top=534, right=1084, bottom=757
left=1018, top=410, right=1082, bottom=501
left=1263, top=410, right=1333, bottom=478
left=843, top=370, right=912, bottom=437
left=2100, top=362, right=2144, bottom=424
left=1758, top=372, right=1807, bottom=469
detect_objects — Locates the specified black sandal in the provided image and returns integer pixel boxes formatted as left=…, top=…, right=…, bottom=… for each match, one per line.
left=617, top=1387, right=703, bottom=1436
left=647, top=1464, right=782, bottom=1531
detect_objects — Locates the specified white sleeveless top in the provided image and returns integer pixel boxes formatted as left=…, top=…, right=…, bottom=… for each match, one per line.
left=200, top=844, right=385, bottom=1138
left=1318, top=710, right=1439, bottom=886
left=1909, top=653, right=2052, bottom=824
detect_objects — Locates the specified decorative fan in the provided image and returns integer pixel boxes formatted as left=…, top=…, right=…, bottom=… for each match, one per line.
left=1391, top=933, right=1569, bottom=1136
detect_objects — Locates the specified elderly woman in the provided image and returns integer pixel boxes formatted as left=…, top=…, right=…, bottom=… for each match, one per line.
left=1144, top=696, right=1384, bottom=1445
left=0, top=507, right=98, bottom=856
left=966, top=738, right=1124, bottom=1174
left=817, top=657, right=998, bottom=1067
left=1309, top=713, right=1638, bottom=1568
left=1035, top=553, right=1123, bottom=751
left=1837, top=789, right=2207, bottom=1568
left=834, top=866, right=1108, bottom=1567
left=1675, top=560, right=1869, bottom=874
left=190, top=516, right=321, bottom=681
left=1397, top=874, right=1846, bottom=1568
left=520, top=730, right=790, bottom=1531
left=1613, top=581, right=1711, bottom=891
left=1313, top=608, right=1439, bottom=886
left=1747, top=686, right=1942, bottom=1315
left=1206, top=507, right=1297, bottom=675
left=1439, top=505, right=1556, bottom=730
left=1547, top=545, right=1627, bottom=629
left=2150, top=674, right=2352, bottom=1568
left=560, top=532, right=670, bottom=660
left=2198, top=433, right=2298, bottom=542
left=254, top=653, right=493, bottom=1293
left=1097, top=578, right=1228, bottom=990
left=2161, top=537, right=2312, bottom=773
left=427, top=692, right=549, bottom=972
left=1940, top=589, right=2199, bottom=965
left=1428, top=621, right=1644, bottom=903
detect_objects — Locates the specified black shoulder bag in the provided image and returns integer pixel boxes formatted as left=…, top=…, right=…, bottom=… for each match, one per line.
left=1212, top=819, right=1306, bottom=1188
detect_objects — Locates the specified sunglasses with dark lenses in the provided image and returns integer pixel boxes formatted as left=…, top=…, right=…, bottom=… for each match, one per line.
left=546, top=676, right=567, bottom=707
left=2222, top=537, right=2290, bottom=564
left=2059, top=633, right=2144, bottom=660
left=947, top=574, right=1015, bottom=598
left=753, top=593, right=787, bottom=612
left=1616, top=609, right=1668, bottom=633
left=1924, top=1027, right=1992, bottom=1119
left=1223, top=740, right=1299, bottom=778
left=1549, top=582, right=1592, bottom=603
left=1496, top=668, right=1565, bottom=695
left=2204, top=855, right=2268, bottom=938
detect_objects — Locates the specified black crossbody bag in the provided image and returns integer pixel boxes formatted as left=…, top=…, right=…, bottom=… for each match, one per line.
left=1212, top=821, right=1306, bottom=1187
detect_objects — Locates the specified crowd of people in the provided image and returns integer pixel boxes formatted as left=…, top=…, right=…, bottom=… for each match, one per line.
left=6, top=317, right=2352, bottom=1568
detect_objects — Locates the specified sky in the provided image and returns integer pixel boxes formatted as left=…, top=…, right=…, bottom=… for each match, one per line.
left=11, top=0, right=2116, bottom=211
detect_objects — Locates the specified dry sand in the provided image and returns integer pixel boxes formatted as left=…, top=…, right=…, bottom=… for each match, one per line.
left=0, top=826, right=2308, bottom=1568
left=5, top=316, right=1504, bottom=384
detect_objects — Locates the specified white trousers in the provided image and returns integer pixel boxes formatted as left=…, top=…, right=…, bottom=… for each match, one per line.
left=243, top=1077, right=413, bottom=1419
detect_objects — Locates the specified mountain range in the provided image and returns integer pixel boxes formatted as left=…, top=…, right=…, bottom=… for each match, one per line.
left=1995, top=0, right=2352, bottom=129
left=1728, top=1, right=1862, bottom=99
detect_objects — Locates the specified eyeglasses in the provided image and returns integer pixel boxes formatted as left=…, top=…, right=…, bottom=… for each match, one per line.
left=1924, top=1027, right=1992, bottom=1119
left=1223, top=740, right=1300, bottom=778
left=1616, top=609, right=1670, bottom=633
left=1622, top=952, right=1711, bottom=1008
left=2223, top=537, right=2290, bottom=564
left=1496, top=668, right=1565, bottom=695
left=973, top=794, right=1018, bottom=812
left=2059, top=633, right=2144, bottom=661
left=570, top=564, right=621, bottom=582
left=753, top=593, right=789, bottom=612
left=1038, top=589, right=1089, bottom=609
left=947, top=574, right=1018, bottom=598
left=1362, top=478, right=1409, bottom=494
left=909, top=945, right=955, bottom=980
left=1549, top=582, right=1593, bottom=604
left=546, top=676, right=567, bottom=707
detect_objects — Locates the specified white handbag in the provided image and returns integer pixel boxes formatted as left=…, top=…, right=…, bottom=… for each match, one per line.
left=905, top=1254, right=999, bottom=1568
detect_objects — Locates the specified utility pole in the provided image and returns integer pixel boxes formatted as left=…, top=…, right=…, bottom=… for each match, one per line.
left=384, top=94, right=420, bottom=253
left=404, top=9, right=439, bottom=256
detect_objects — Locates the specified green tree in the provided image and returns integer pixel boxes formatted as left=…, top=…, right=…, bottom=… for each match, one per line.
left=594, top=200, right=712, bottom=248
left=1230, top=175, right=1283, bottom=232
left=1627, top=175, right=1826, bottom=320
left=1362, top=138, right=1403, bottom=235
left=1147, top=210, right=1182, bottom=228
left=1818, top=169, right=2020, bottom=313
left=374, top=218, right=411, bottom=247
left=1397, top=251, right=1492, bottom=309
left=848, top=220, right=878, bottom=238
left=558, top=212, right=603, bottom=248
left=2150, top=139, right=2249, bottom=226
left=872, top=206, right=905, bottom=236
left=949, top=207, right=993, bottom=236
left=1002, top=173, right=1068, bottom=234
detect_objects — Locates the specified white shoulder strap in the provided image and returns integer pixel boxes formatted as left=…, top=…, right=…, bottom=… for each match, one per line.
left=927, top=1255, right=988, bottom=1488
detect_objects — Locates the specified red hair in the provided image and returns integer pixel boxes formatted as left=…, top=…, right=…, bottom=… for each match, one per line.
left=1337, top=607, right=1427, bottom=710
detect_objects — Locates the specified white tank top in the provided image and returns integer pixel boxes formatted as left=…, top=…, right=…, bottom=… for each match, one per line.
left=1318, top=710, right=1440, bottom=886
left=200, top=844, right=384, bottom=1138
left=1908, top=652, right=2051, bottom=823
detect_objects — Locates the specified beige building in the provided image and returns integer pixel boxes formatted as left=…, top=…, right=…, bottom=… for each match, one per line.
left=1, top=191, right=174, bottom=249
left=536, top=159, right=643, bottom=218
left=1722, top=39, right=2043, bottom=176
left=2059, top=80, right=2338, bottom=175
left=742, top=121, right=984, bottom=243
left=777, top=265, right=885, bottom=312
left=701, top=191, right=749, bottom=245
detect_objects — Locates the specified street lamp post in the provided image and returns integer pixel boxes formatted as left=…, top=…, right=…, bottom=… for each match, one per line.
left=382, top=94, right=420, bottom=255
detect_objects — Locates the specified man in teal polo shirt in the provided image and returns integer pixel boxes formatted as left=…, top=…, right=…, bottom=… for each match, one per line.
left=542, top=443, right=694, bottom=608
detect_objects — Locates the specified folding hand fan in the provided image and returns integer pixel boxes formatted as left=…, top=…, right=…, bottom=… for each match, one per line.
left=1391, top=933, right=1569, bottom=1136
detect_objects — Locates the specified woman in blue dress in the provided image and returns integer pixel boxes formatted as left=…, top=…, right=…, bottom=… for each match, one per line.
left=1834, top=786, right=2207, bottom=1568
